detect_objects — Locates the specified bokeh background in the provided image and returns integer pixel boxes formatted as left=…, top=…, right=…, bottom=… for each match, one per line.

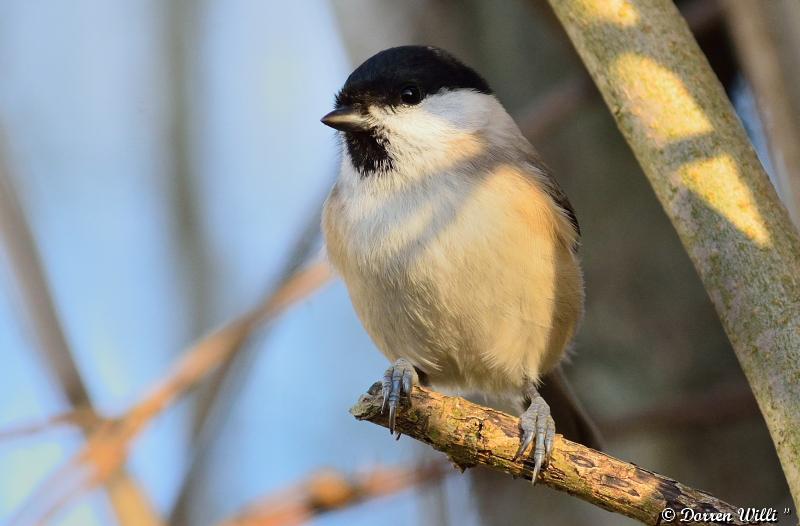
left=0, top=1, right=798, bottom=525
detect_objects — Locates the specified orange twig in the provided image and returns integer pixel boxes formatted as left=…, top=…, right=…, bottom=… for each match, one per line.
left=122, top=260, right=332, bottom=435
left=218, top=462, right=448, bottom=526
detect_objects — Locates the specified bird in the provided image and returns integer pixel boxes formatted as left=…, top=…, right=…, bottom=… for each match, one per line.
left=321, top=45, right=599, bottom=482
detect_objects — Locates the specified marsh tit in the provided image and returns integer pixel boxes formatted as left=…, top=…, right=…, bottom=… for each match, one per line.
left=321, top=46, right=598, bottom=481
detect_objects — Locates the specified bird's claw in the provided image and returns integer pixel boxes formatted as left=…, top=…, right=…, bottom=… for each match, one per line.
left=513, top=394, right=555, bottom=484
left=381, top=358, right=418, bottom=437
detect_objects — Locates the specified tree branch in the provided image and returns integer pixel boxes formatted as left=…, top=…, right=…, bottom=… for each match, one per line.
left=351, top=385, right=746, bottom=526
left=545, top=0, right=800, bottom=509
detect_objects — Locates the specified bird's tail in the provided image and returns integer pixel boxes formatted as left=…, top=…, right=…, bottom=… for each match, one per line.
left=539, top=366, right=604, bottom=450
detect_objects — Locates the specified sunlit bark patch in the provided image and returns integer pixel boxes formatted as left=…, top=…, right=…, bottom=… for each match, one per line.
left=677, top=155, right=771, bottom=247
left=574, top=0, right=640, bottom=27
left=611, top=54, right=713, bottom=146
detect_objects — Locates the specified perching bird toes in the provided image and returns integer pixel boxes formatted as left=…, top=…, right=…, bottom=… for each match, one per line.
left=381, top=358, right=418, bottom=438
left=514, top=394, right=555, bottom=484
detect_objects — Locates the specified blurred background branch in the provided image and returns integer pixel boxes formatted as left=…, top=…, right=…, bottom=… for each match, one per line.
left=0, top=408, right=103, bottom=441
left=0, top=149, right=87, bottom=407
left=0, top=137, right=164, bottom=526
left=218, top=462, right=447, bottom=526
left=170, top=205, right=328, bottom=525
left=601, top=381, right=760, bottom=439
left=7, top=259, right=331, bottom=524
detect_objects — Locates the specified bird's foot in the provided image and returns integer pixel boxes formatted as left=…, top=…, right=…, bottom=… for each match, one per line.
left=381, top=358, right=418, bottom=438
left=513, top=390, right=555, bottom=484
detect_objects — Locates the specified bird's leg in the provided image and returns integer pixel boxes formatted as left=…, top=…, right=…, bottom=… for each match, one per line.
left=513, top=379, right=556, bottom=484
left=380, top=358, right=422, bottom=438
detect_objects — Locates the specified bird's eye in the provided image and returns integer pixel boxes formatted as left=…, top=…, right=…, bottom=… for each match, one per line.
left=400, top=85, right=422, bottom=105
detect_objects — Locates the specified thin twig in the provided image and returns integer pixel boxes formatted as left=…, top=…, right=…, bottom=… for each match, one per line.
left=0, top=407, right=103, bottom=440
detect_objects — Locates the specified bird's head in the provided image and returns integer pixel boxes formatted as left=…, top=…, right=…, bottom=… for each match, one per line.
left=322, top=46, right=502, bottom=179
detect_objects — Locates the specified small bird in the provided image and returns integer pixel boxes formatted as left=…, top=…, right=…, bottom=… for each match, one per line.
left=321, top=45, right=598, bottom=481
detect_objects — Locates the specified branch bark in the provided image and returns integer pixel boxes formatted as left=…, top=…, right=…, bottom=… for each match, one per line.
left=545, top=0, right=800, bottom=509
left=351, top=385, right=745, bottom=526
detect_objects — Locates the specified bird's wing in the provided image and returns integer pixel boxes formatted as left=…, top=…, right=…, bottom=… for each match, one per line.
left=524, top=153, right=581, bottom=250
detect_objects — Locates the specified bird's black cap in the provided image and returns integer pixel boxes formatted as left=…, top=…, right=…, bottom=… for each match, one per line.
left=335, top=45, right=492, bottom=109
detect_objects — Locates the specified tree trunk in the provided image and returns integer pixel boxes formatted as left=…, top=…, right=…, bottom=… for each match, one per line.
left=546, top=0, right=800, bottom=509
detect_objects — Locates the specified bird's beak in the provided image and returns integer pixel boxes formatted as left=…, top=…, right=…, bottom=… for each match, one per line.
left=321, top=106, right=371, bottom=132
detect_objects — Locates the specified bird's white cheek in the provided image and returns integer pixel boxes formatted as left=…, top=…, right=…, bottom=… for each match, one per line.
left=373, top=108, right=485, bottom=177
left=365, top=91, right=497, bottom=178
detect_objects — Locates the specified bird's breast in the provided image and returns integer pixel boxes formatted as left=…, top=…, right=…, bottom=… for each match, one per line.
left=323, top=164, right=583, bottom=396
